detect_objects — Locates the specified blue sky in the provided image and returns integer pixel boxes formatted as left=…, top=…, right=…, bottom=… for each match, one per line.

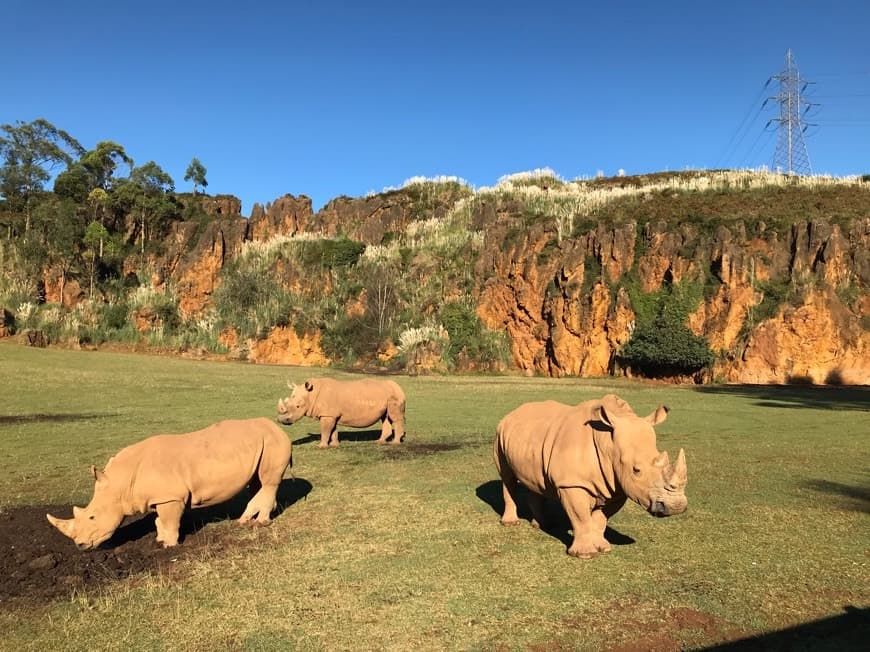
left=4, top=1, right=869, bottom=215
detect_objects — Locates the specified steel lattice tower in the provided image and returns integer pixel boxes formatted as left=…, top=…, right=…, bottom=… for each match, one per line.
left=768, top=49, right=814, bottom=175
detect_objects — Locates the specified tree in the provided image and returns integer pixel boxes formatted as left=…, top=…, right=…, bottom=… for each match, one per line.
left=83, top=221, right=111, bottom=298
left=87, top=188, right=109, bottom=256
left=53, top=163, right=92, bottom=203
left=0, top=119, right=84, bottom=236
left=80, top=141, right=133, bottom=191
left=184, top=158, right=208, bottom=195
left=34, top=197, right=84, bottom=305
left=115, top=161, right=175, bottom=252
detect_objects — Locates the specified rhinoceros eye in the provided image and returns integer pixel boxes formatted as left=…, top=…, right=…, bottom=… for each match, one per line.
left=89, top=515, right=95, bottom=520
left=632, top=466, right=641, bottom=475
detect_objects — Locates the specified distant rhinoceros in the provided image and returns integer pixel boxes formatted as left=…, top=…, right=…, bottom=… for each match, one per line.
left=494, top=394, right=687, bottom=558
left=47, top=418, right=293, bottom=549
left=277, top=377, right=406, bottom=448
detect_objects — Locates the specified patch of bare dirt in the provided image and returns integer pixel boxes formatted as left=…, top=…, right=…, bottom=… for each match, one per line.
left=590, top=600, right=752, bottom=652
left=0, top=505, right=231, bottom=604
left=0, top=480, right=310, bottom=605
left=379, top=442, right=465, bottom=459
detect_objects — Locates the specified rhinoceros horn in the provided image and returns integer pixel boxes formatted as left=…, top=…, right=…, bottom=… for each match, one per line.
left=653, top=450, right=670, bottom=469
left=278, top=398, right=286, bottom=412
left=670, top=448, right=687, bottom=489
left=46, top=513, right=76, bottom=538
left=286, top=380, right=296, bottom=391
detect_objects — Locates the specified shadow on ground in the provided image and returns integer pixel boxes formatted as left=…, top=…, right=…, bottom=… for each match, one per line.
left=109, top=477, right=313, bottom=546
left=475, top=479, right=634, bottom=550
left=801, top=475, right=870, bottom=514
left=292, top=428, right=386, bottom=445
left=693, top=384, right=870, bottom=412
left=701, top=605, right=869, bottom=651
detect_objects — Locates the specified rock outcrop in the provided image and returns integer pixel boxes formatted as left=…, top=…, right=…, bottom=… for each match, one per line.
left=101, top=181, right=870, bottom=384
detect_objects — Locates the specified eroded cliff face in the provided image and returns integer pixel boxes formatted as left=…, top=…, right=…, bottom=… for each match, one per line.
left=476, top=210, right=869, bottom=384
left=138, top=185, right=867, bottom=384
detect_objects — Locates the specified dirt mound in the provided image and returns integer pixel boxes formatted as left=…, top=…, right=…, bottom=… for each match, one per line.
left=0, top=491, right=302, bottom=605
left=2, top=505, right=215, bottom=603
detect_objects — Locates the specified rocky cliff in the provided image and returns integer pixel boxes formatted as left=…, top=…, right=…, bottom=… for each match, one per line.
left=130, top=173, right=870, bottom=384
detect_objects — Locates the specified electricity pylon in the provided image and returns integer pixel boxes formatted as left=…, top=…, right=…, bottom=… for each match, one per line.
left=766, top=49, right=815, bottom=175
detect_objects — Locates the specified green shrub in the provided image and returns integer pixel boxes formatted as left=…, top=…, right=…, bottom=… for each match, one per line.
left=299, top=238, right=365, bottom=269
left=439, top=301, right=510, bottom=368
left=320, top=314, right=381, bottom=363
left=619, top=319, right=714, bottom=377
left=620, top=280, right=714, bottom=377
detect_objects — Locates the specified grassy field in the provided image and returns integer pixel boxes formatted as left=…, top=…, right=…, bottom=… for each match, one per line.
left=0, top=341, right=867, bottom=651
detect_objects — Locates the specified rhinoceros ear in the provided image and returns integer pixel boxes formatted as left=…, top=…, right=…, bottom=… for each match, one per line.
left=597, top=403, right=614, bottom=428
left=90, top=465, right=107, bottom=484
left=304, top=380, right=314, bottom=392
left=645, top=405, right=669, bottom=426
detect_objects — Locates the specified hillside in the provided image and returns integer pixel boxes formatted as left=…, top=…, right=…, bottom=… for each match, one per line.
left=1, top=169, right=868, bottom=384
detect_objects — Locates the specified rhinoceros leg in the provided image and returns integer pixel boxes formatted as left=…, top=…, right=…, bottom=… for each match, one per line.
left=494, top=450, right=522, bottom=525
left=385, top=399, right=405, bottom=444
left=239, top=436, right=292, bottom=526
left=588, top=495, right=626, bottom=554
left=558, top=488, right=610, bottom=559
left=318, top=417, right=338, bottom=448
left=377, top=417, right=392, bottom=444
left=528, top=492, right=547, bottom=530
left=154, top=501, right=185, bottom=547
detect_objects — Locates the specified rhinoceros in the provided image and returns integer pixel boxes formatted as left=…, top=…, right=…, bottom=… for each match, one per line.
left=46, top=418, right=293, bottom=549
left=277, top=377, right=406, bottom=448
left=494, top=394, right=687, bottom=558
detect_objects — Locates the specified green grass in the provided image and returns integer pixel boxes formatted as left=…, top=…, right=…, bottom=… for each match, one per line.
left=0, top=341, right=868, bottom=651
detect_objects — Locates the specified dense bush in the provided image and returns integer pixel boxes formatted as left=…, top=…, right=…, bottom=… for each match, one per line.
left=439, top=301, right=509, bottom=369
left=620, top=281, right=715, bottom=377
left=299, top=238, right=365, bottom=269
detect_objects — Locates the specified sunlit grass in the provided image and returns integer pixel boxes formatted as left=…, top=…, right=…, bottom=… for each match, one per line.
left=0, top=341, right=867, bottom=650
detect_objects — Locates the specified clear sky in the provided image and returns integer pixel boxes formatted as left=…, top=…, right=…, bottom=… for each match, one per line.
left=4, top=1, right=869, bottom=216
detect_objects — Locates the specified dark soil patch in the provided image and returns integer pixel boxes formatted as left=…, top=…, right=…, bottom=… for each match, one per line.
left=0, top=479, right=311, bottom=605
left=378, top=442, right=465, bottom=459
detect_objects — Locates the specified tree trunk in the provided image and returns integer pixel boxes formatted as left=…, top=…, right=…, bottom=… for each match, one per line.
left=59, top=269, right=66, bottom=307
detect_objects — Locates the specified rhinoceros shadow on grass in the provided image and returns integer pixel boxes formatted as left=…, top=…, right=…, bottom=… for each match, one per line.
left=292, top=429, right=384, bottom=446
left=475, top=480, right=636, bottom=549
left=104, top=478, right=312, bottom=548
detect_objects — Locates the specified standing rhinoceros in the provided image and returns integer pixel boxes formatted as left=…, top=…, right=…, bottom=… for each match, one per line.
left=494, top=394, right=687, bottom=558
left=277, top=377, right=406, bottom=448
left=47, top=418, right=293, bottom=549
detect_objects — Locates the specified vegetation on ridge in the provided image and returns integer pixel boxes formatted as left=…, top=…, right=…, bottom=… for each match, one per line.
left=1, top=117, right=867, bottom=379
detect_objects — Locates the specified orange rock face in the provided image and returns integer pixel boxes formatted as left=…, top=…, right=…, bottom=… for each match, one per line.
left=725, top=289, right=869, bottom=384
left=248, top=326, right=329, bottom=367
left=139, top=184, right=867, bottom=385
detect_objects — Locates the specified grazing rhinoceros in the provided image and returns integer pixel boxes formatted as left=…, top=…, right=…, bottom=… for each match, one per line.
left=46, top=418, right=293, bottom=549
left=494, top=394, right=687, bottom=558
left=277, top=377, right=406, bottom=448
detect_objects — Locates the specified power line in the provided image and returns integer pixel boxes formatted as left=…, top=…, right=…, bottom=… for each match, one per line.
left=717, top=81, right=770, bottom=168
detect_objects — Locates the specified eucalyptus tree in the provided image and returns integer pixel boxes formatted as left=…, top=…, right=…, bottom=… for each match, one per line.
left=114, top=161, right=176, bottom=253
left=184, top=157, right=208, bottom=195
left=80, top=141, right=133, bottom=191
left=0, top=119, right=84, bottom=236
